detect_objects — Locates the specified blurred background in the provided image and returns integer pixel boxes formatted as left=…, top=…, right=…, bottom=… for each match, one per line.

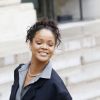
left=0, top=0, right=100, bottom=100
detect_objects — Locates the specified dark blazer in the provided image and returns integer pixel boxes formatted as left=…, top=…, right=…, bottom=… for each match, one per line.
left=10, top=64, right=72, bottom=100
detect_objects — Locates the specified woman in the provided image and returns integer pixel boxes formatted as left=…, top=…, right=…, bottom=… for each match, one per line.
left=10, top=19, right=72, bottom=100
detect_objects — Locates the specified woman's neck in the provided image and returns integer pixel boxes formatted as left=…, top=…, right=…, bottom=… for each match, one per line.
left=29, top=59, right=48, bottom=75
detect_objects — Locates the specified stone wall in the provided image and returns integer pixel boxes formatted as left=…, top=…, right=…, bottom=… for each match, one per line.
left=0, top=1, right=36, bottom=100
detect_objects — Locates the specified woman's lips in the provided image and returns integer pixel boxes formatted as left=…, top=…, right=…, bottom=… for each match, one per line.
left=39, top=52, right=48, bottom=56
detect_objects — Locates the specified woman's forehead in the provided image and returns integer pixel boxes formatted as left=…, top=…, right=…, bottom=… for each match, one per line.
left=35, top=29, right=55, bottom=38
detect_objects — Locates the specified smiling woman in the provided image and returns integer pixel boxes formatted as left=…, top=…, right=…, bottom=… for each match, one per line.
left=9, top=18, right=72, bottom=100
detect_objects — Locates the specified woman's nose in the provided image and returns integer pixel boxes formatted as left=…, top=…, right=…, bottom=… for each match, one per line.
left=41, top=44, right=48, bottom=49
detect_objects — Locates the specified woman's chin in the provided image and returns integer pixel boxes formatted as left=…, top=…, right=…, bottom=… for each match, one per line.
left=37, top=57, right=49, bottom=63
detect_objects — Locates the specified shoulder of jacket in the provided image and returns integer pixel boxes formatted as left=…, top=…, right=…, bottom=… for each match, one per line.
left=51, top=69, right=68, bottom=89
left=15, top=64, right=24, bottom=70
left=14, top=64, right=24, bottom=74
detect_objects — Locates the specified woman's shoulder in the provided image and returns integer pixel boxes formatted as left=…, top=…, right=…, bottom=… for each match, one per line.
left=50, top=69, right=66, bottom=87
left=14, top=64, right=25, bottom=75
left=49, top=69, right=72, bottom=99
left=15, top=64, right=24, bottom=71
left=51, top=69, right=63, bottom=82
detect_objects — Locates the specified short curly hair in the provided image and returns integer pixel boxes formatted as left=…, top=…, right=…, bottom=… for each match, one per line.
left=26, top=18, right=61, bottom=47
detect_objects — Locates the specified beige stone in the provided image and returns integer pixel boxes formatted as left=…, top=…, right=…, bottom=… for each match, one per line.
left=0, top=58, right=4, bottom=67
left=15, top=52, right=31, bottom=64
left=0, top=0, right=21, bottom=6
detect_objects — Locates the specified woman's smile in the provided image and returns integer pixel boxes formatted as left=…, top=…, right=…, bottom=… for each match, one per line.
left=39, top=52, right=48, bottom=56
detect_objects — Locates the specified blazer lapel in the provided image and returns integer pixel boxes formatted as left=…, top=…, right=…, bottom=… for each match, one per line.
left=22, top=78, right=47, bottom=100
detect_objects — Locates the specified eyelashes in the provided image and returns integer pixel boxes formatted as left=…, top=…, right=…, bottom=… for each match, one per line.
left=36, top=41, right=54, bottom=47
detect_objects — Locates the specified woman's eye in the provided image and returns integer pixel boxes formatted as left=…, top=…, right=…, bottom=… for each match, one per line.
left=48, top=44, right=54, bottom=47
left=36, top=42, right=42, bottom=45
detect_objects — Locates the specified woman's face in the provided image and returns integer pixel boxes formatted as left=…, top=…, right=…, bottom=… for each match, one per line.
left=30, top=28, right=55, bottom=63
